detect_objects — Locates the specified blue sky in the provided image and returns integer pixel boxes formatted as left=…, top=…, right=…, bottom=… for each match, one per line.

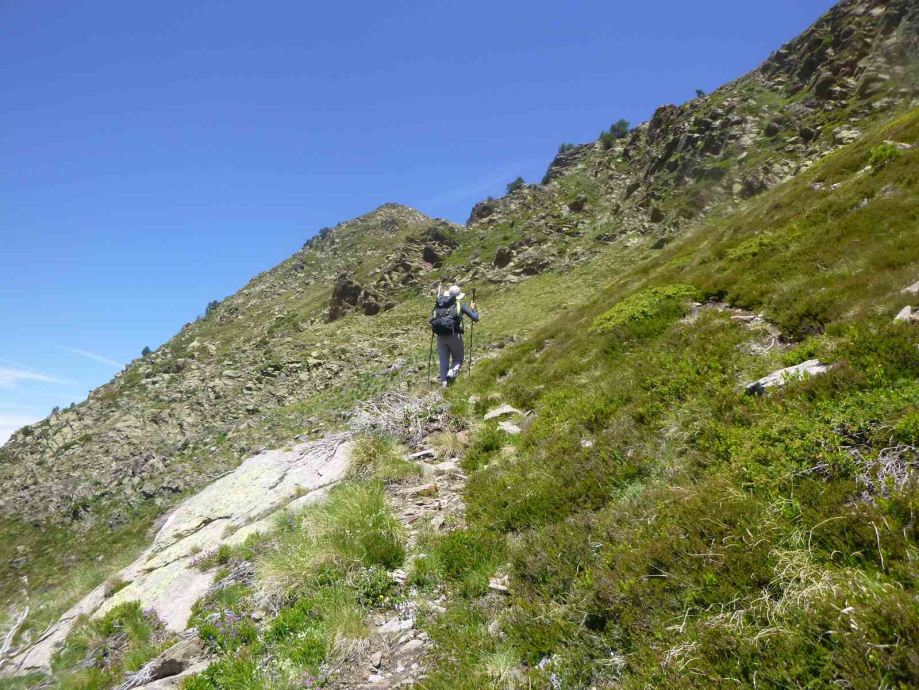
left=0, top=0, right=836, bottom=443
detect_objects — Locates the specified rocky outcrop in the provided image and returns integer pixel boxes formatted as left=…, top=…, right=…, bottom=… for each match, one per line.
left=329, top=274, right=364, bottom=322
left=370, top=223, right=459, bottom=293
left=541, top=144, right=593, bottom=184
left=2, top=436, right=352, bottom=676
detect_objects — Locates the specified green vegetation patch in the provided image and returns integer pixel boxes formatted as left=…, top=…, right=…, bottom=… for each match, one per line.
left=589, top=284, right=697, bottom=335
left=417, top=106, right=919, bottom=688
left=51, top=601, right=174, bottom=690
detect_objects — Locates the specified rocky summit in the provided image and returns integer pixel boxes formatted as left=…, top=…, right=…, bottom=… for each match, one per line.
left=3, top=1, right=919, bottom=688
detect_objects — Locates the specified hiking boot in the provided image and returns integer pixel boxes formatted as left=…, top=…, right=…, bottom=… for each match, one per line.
left=441, top=380, right=449, bottom=389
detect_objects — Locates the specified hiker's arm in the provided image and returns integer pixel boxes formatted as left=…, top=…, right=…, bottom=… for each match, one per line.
left=462, top=303, right=479, bottom=322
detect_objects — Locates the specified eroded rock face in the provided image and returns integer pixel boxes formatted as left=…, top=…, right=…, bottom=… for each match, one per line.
left=3, top=436, right=352, bottom=676
left=494, top=246, right=513, bottom=269
left=329, top=274, right=364, bottom=322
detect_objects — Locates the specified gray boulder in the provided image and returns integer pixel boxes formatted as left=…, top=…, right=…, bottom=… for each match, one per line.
left=484, top=404, right=522, bottom=421
left=894, top=306, right=918, bottom=323
left=745, top=360, right=831, bottom=395
left=144, top=637, right=207, bottom=683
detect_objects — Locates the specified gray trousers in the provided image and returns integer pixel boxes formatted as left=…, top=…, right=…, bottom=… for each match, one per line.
left=437, top=333, right=464, bottom=381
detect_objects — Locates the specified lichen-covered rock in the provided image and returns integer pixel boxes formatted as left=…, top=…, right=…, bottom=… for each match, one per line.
left=3, top=436, right=352, bottom=675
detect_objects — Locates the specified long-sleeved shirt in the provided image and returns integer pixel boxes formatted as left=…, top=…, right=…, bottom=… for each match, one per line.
left=455, top=302, right=479, bottom=333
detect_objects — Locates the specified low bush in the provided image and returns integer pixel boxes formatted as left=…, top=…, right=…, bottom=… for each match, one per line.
left=52, top=601, right=172, bottom=690
left=590, top=284, right=697, bottom=335
left=868, top=142, right=902, bottom=170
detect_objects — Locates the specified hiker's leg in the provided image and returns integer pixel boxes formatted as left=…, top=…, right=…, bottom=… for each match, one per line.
left=448, top=334, right=465, bottom=375
left=437, top=336, right=451, bottom=382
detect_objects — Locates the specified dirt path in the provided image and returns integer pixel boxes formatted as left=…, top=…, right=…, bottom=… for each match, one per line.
left=333, top=444, right=469, bottom=689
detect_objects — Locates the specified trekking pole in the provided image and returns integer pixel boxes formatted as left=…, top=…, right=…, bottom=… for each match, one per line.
left=427, top=332, right=434, bottom=390
left=427, top=281, right=441, bottom=389
left=469, top=287, right=476, bottom=376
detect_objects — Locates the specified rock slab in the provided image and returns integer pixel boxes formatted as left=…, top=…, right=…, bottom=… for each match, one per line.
left=745, top=360, right=831, bottom=395
left=483, top=404, right=522, bottom=421
left=4, top=436, right=352, bottom=676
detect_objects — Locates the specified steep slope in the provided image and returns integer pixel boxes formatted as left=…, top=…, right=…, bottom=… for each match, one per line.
left=2, top=0, right=919, bottom=686
left=421, top=105, right=919, bottom=689
left=0, top=204, right=461, bottom=524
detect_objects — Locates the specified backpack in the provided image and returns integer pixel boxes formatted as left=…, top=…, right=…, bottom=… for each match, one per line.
left=430, top=296, right=461, bottom=335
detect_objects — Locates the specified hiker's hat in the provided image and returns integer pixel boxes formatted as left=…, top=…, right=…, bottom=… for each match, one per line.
left=445, top=284, right=465, bottom=300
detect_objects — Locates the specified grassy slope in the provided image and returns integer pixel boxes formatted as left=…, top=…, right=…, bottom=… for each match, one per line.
left=416, top=108, right=919, bottom=688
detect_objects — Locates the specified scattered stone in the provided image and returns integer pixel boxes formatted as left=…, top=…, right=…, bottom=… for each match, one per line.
left=568, top=194, right=588, bottom=213
left=396, top=483, right=437, bottom=497
left=399, top=639, right=425, bottom=655
left=370, top=651, right=383, bottom=668
left=497, top=421, right=521, bottom=435
left=902, top=281, right=919, bottom=295
left=136, top=661, right=210, bottom=689
left=763, top=119, right=782, bottom=137
left=431, top=461, right=459, bottom=476
left=416, top=462, right=436, bottom=476
left=731, top=315, right=756, bottom=322
left=488, top=579, right=510, bottom=594
left=483, top=404, right=522, bottom=421
left=833, top=126, right=861, bottom=146
left=144, top=637, right=207, bottom=682
left=409, top=449, right=437, bottom=460
left=580, top=440, right=594, bottom=449
left=894, top=306, right=915, bottom=323
left=745, top=359, right=832, bottom=395
left=378, top=617, right=415, bottom=635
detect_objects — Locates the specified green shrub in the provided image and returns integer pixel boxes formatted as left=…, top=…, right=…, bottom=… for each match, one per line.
left=53, top=601, right=171, bottom=688
left=354, top=566, right=399, bottom=607
left=600, top=119, right=630, bottom=148
left=589, top=284, right=697, bottom=335
left=506, top=177, right=525, bottom=194
left=558, top=142, right=575, bottom=153
left=868, top=142, right=901, bottom=171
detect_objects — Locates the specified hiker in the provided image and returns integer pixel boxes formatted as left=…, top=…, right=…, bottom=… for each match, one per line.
left=430, top=284, right=479, bottom=387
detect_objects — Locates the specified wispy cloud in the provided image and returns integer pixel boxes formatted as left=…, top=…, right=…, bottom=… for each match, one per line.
left=63, top=348, right=123, bottom=369
left=0, top=413, right=41, bottom=446
left=416, top=158, right=547, bottom=209
left=0, top=367, right=72, bottom=389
